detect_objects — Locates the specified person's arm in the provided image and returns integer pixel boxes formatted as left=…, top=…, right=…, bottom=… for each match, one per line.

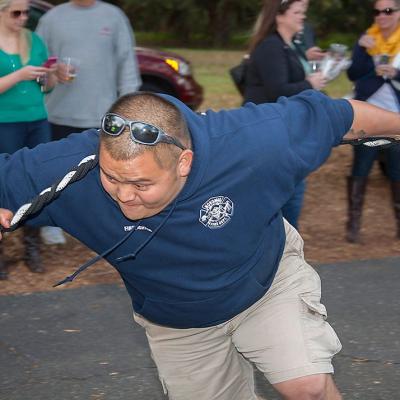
left=347, top=38, right=375, bottom=82
left=263, top=91, right=398, bottom=180
left=1, top=31, right=53, bottom=93
left=253, top=37, right=313, bottom=100
left=35, top=13, right=58, bottom=88
left=0, top=131, right=100, bottom=237
left=0, top=70, right=23, bottom=93
left=0, top=66, right=49, bottom=94
left=0, top=149, right=52, bottom=234
left=35, top=33, right=58, bottom=92
left=344, top=100, right=400, bottom=140
left=115, top=11, right=142, bottom=95
left=42, top=65, right=58, bottom=91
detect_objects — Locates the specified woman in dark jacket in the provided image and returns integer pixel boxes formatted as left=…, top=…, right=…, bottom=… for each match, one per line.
left=244, top=0, right=326, bottom=229
left=346, top=0, right=400, bottom=243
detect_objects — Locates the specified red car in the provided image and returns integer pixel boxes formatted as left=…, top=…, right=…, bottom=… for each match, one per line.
left=137, top=47, right=203, bottom=110
left=28, top=0, right=203, bottom=110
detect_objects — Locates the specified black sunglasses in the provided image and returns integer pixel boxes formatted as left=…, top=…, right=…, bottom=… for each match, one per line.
left=101, top=113, right=186, bottom=150
left=9, top=9, right=29, bottom=18
left=373, top=7, right=399, bottom=16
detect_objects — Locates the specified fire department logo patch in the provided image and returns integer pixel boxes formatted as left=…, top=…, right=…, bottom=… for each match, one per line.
left=199, top=196, right=234, bottom=229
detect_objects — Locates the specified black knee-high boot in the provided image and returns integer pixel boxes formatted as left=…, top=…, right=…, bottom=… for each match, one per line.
left=346, top=176, right=368, bottom=243
left=23, top=226, right=45, bottom=273
left=391, top=181, right=400, bottom=239
left=0, top=245, right=8, bottom=280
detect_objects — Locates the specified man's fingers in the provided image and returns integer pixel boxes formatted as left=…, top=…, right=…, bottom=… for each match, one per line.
left=0, top=209, right=13, bottom=240
left=0, top=209, right=13, bottom=229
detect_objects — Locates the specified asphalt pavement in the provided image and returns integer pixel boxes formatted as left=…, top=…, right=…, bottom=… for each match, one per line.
left=1, top=257, right=399, bottom=400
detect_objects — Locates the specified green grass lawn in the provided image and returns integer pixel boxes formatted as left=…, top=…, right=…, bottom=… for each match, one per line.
left=165, top=48, right=354, bottom=111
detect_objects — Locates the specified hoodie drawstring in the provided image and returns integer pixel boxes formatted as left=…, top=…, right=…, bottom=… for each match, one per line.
left=53, top=199, right=179, bottom=287
left=116, top=200, right=178, bottom=262
left=53, top=220, right=142, bottom=287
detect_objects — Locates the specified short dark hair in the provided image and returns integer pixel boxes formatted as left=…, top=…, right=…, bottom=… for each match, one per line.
left=100, top=92, right=192, bottom=169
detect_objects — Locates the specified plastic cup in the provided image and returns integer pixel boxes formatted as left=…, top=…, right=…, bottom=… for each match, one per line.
left=61, top=57, right=80, bottom=82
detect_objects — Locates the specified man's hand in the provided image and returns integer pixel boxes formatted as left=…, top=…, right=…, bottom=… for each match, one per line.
left=0, top=209, right=13, bottom=240
left=56, top=62, right=78, bottom=84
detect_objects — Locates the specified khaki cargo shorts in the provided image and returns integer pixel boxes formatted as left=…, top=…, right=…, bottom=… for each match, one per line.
left=133, top=221, right=342, bottom=400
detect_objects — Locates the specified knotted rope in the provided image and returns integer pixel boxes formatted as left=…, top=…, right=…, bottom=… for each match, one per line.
left=0, top=154, right=98, bottom=233
left=340, top=136, right=400, bottom=148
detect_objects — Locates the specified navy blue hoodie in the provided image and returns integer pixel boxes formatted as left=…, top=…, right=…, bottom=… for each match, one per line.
left=0, top=90, right=353, bottom=328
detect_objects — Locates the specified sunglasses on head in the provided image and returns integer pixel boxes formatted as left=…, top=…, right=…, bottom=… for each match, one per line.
left=373, top=7, right=399, bottom=16
left=101, top=113, right=186, bottom=150
left=9, top=9, right=29, bottom=18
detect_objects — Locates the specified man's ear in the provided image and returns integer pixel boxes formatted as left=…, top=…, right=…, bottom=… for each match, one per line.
left=177, top=149, right=193, bottom=177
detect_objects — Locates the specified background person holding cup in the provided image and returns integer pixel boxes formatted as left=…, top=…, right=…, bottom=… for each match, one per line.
left=244, top=0, right=326, bottom=229
left=36, top=0, right=141, bottom=140
left=346, top=0, right=400, bottom=243
left=36, top=0, right=141, bottom=245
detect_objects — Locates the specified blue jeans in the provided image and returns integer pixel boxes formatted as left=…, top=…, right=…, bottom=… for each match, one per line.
left=351, top=144, right=400, bottom=181
left=281, top=180, right=306, bottom=229
left=0, top=119, right=51, bottom=154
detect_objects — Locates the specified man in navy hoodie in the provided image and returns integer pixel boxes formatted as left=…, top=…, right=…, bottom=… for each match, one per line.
left=0, top=90, right=399, bottom=400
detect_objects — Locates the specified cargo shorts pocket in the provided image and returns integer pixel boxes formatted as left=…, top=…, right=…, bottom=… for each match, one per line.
left=300, top=294, right=342, bottom=363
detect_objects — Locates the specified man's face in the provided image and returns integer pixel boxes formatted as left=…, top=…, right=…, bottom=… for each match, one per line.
left=99, top=146, right=192, bottom=220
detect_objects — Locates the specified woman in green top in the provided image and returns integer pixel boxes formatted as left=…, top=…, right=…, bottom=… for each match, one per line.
left=0, top=0, right=57, bottom=280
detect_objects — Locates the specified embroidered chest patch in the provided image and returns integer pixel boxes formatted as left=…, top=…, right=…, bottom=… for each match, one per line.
left=199, top=196, right=234, bottom=229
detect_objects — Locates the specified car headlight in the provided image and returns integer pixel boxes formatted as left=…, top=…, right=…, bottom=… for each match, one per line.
left=165, top=58, right=191, bottom=76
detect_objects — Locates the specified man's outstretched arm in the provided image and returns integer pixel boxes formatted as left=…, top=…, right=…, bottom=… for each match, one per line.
left=344, top=100, right=400, bottom=140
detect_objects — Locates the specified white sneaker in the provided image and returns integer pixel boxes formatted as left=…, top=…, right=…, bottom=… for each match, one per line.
left=40, top=226, right=67, bottom=245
